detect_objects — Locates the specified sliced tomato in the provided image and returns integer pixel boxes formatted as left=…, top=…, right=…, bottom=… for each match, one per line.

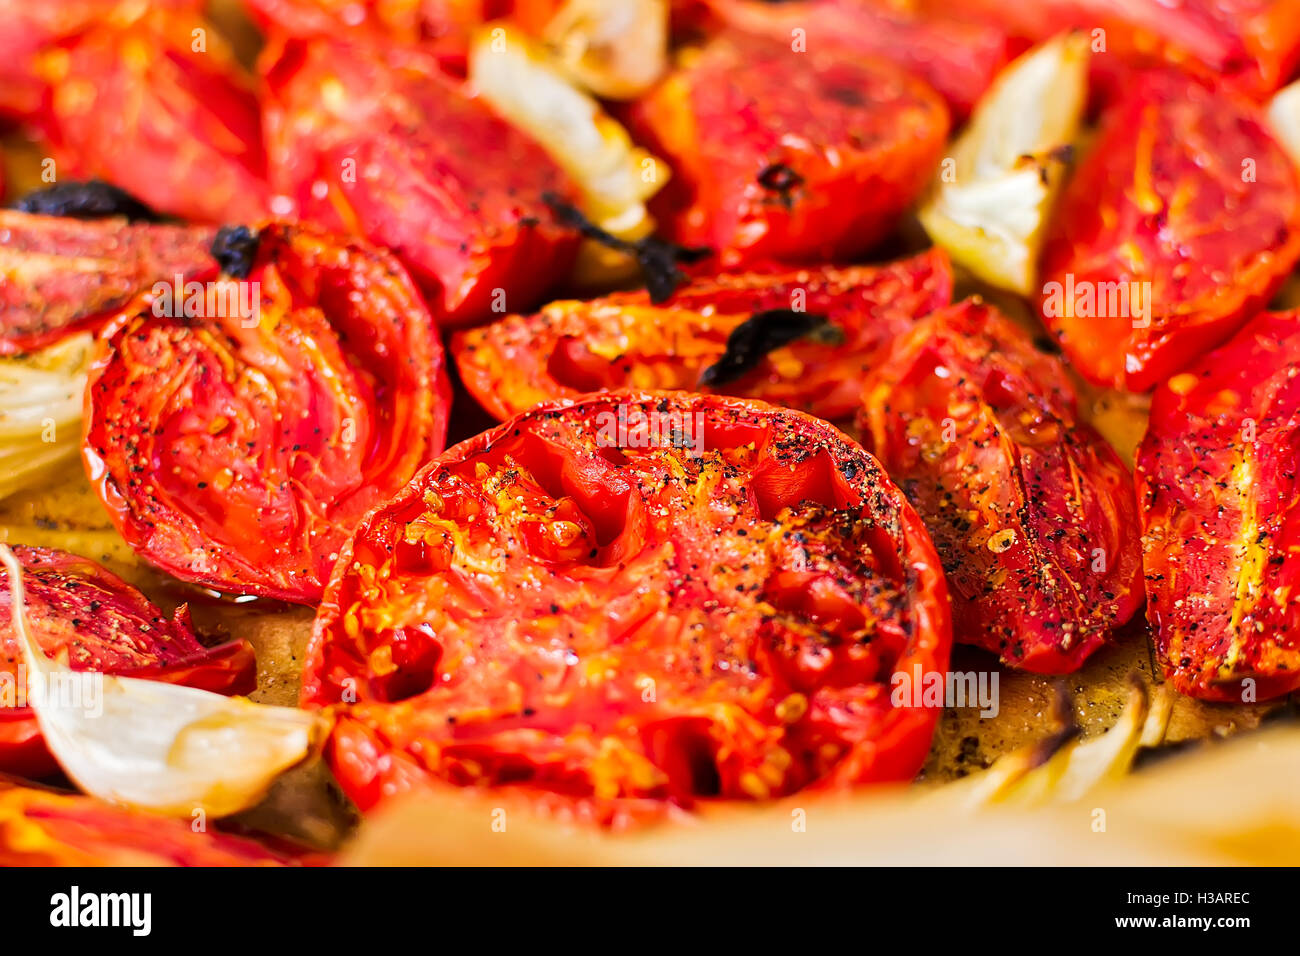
left=694, top=0, right=1016, bottom=120
left=83, top=222, right=451, bottom=604
left=261, top=36, right=579, bottom=327
left=1039, top=68, right=1300, bottom=392
left=941, top=0, right=1300, bottom=101
left=31, top=8, right=269, bottom=223
left=624, top=29, right=949, bottom=270
left=304, top=391, right=952, bottom=822
left=453, top=249, right=952, bottom=423
left=0, top=546, right=255, bottom=779
left=858, top=300, right=1144, bottom=673
left=0, top=779, right=294, bottom=865
left=0, top=210, right=216, bottom=356
left=1137, top=310, right=1300, bottom=701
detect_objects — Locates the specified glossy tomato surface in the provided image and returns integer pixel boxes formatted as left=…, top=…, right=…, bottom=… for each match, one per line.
left=261, top=36, right=579, bottom=327
left=0, top=211, right=216, bottom=356
left=31, top=8, right=269, bottom=223
left=0, top=546, right=255, bottom=778
left=453, top=249, right=952, bottom=423
left=304, top=391, right=952, bottom=823
left=83, top=223, right=451, bottom=603
left=1137, top=310, right=1300, bottom=701
left=625, top=29, right=949, bottom=269
left=1039, top=68, right=1300, bottom=392
left=858, top=301, right=1144, bottom=673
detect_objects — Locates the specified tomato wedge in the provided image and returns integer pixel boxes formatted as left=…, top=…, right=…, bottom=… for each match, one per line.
left=261, top=35, right=579, bottom=327
left=453, top=249, right=952, bottom=423
left=858, top=300, right=1144, bottom=673
left=1137, top=310, right=1300, bottom=701
left=31, top=8, right=269, bottom=223
left=940, top=0, right=1300, bottom=101
left=83, top=222, right=451, bottom=604
left=625, top=28, right=949, bottom=269
left=0, top=779, right=293, bottom=866
left=1039, top=68, right=1300, bottom=392
left=0, top=210, right=216, bottom=357
left=304, top=391, right=952, bottom=822
left=0, top=546, right=255, bottom=778
left=694, top=0, right=1015, bottom=120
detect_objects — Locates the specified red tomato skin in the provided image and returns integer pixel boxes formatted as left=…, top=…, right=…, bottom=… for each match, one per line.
left=453, top=249, right=953, bottom=423
left=30, top=9, right=269, bottom=224
left=0, top=780, right=296, bottom=866
left=305, top=391, right=951, bottom=823
left=693, top=0, right=1016, bottom=120
left=939, top=0, right=1300, bottom=102
left=858, top=301, right=1144, bottom=673
left=1039, top=68, right=1300, bottom=392
left=1137, top=310, right=1300, bottom=702
left=0, top=211, right=216, bottom=356
left=261, top=36, right=579, bottom=328
left=83, top=223, right=451, bottom=604
left=0, top=546, right=256, bottom=778
left=624, top=29, right=949, bottom=270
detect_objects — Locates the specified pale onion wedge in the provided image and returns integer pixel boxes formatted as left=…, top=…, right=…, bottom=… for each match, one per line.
left=0, top=545, right=327, bottom=818
left=540, top=0, right=667, bottom=100
left=470, top=21, right=668, bottom=285
left=919, top=32, right=1089, bottom=295
left=0, top=333, right=92, bottom=501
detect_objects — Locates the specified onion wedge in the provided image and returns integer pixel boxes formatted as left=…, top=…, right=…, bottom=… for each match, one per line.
left=0, top=544, right=326, bottom=818
left=539, top=0, right=667, bottom=100
left=1269, top=79, right=1300, bottom=170
left=469, top=21, right=667, bottom=284
left=919, top=32, right=1089, bottom=295
left=0, top=333, right=91, bottom=501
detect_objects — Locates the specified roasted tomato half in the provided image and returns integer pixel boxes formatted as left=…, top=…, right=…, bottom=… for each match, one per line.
left=0, top=546, right=255, bottom=778
left=31, top=8, right=269, bottom=223
left=261, top=36, right=579, bottom=327
left=453, top=249, right=952, bottom=423
left=1137, top=310, right=1300, bottom=701
left=625, top=29, right=949, bottom=269
left=942, top=0, right=1300, bottom=101
left=0, top=780, right=291, bottom=866
left=858, top=300, right=1144, bottom=673
left=304, top=391, right=952, bottom=822
left=83, top=223, right=451, bottom=604
left=0, top=210, right=216, bottom=356
left=1039, top=68, right=1300, bottom=392
left=694, top=0, right=1015, bottom=120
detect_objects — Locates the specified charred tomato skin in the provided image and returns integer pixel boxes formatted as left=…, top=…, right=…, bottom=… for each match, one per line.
left=452, top=249, right=953, bottom=423
left=0, top=210, right=216, bottom=356
left=1137, top=310, right=1300, bottom=702
left=1039, top=68, right=1300, bottom=392
left=304, top=391, right=952, bottom=823
left=83, top=223, right=451, bottom=604
left=261, top=36, right=579, bottom=328
left=0, top=546, right=256, bottom=778
left=625, top=29, right=949, bottom=270
left=858, top=300, right=1144, bottom=673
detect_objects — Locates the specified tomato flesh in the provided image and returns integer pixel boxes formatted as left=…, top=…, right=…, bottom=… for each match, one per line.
left=305, top=391, right=951, bottom=822
left=83, top=223, right=451, bottom=603
left=859, top=301, right=1144, bottom=673
left=1137, top=310, right=1300, bottom=701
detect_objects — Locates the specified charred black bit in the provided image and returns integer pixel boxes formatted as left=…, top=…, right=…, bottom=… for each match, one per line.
left=14, top=180, right=162, bottom=222
left=542, top=192, right=710, bottom=303
left=211, top=225, right=261, bottom=279
left=757, top=163, right=804, bottom=207
left=699, top=310, right=843, bottom=387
